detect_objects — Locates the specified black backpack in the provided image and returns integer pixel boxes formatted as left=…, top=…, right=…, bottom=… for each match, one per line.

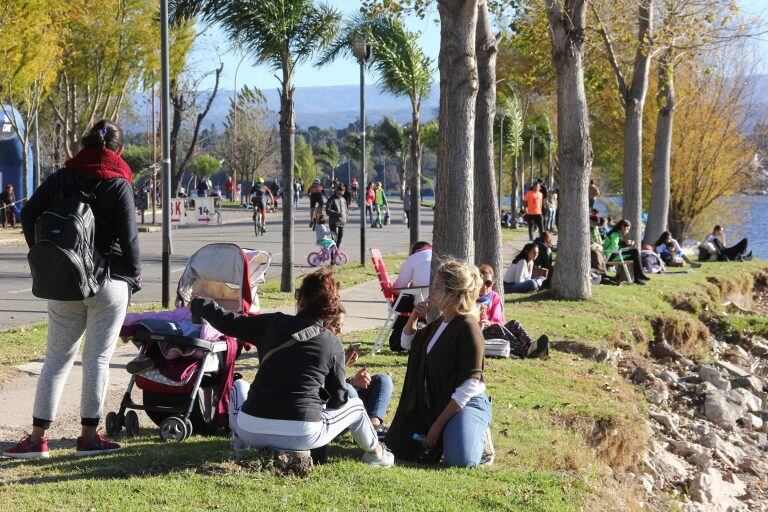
left=28, top=174, right=101, bottom=301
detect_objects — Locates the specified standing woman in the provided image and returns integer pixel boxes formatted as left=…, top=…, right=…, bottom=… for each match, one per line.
left=5, top=120, right=141, bottom=459
left=386, top=260, right=493, bottom=468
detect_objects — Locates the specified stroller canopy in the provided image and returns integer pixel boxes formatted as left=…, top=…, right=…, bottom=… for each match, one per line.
left=177, top=243, right=271, bottom=314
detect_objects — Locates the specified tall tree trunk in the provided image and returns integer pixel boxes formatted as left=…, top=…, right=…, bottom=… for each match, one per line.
left=169, top=82, right=183, bottom=195
left=473, top=0, right=502, bottom=291
left=646, top=52, right=675, bottom=244
left=410, top=105, right=422, bottom=247
left=434, top=0, right=479, bottom=265
left=280, top=65, right=297, bottom=293
left=621, top=0, right=654, bottom=243
left=544, top=0, right=593, bottom=300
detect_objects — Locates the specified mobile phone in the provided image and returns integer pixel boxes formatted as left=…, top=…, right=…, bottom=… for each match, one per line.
left=349, top=342, right=362, bottom=351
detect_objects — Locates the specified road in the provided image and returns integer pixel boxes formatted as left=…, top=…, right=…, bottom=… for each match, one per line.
left=0, top=200, right=433, bottom=330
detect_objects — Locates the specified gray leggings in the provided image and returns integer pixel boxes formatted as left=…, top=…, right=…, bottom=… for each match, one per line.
left=33, top=278, right=130, bottom=428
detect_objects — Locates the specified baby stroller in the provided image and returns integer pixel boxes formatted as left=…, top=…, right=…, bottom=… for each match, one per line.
left=110, top=243, right=271, bottom=442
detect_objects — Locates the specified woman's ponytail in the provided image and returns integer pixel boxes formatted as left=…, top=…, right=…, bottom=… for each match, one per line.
left=82, top=119, right=124, bottom=152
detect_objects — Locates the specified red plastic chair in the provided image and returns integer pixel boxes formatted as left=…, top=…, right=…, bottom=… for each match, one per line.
left=370, top=248, right=428, bottom=353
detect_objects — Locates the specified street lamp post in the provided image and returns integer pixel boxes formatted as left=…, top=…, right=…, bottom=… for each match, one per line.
left=547, top=132, right=554, bottom=189
left=160, top=0, right=172, bottom=307
left=352, top=39, right=372, bottom=267
left=232, top=54, right=247, bottom=204
left=529, top=125, right=535, bottom=187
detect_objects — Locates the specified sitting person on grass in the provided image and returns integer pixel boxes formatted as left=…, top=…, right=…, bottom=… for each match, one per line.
left=603, top=219, right=650, bottom=285
left=477, top=264, right=549, bottom=359
left=653, top=231, right=701, bottom=268
left=503, top=243, right=546, bottom=293
left=386, top=260, right=494, bottom=468
left=387, top=241, right=433, bottom=352
left=190, top=269, right=394, bottom=467
left=326, top=306, right=392, bottom=440
left=533, top=231, right=555, bottom=273
left=699, top=225, right=751, bottom=262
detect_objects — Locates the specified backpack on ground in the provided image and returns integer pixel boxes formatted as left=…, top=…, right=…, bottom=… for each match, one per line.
left=484, top=338, right=511, bottom=358
left=28, top=175, right=101, bottom=301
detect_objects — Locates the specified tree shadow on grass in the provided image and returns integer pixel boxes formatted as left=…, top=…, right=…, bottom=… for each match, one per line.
left=504, top=290, right=553, bottom=305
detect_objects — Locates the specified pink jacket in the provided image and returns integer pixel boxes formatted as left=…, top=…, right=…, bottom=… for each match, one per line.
left=479, top=290, right=504, bottom=325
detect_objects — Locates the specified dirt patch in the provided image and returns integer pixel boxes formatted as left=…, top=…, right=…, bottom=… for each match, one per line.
left=587, top=416, right=648, bottom=472
left=651, top=315, right=710, bottom=358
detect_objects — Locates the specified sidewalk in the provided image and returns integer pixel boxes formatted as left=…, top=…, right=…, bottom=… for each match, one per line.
left=0, top=229, right=529, bottom=444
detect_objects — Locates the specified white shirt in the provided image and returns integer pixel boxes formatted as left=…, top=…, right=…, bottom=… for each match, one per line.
left=656, top=239, right=682, bottom=255
left=401, top=321, right=486, bottom=408
left=504, top=259, right=532, bottom=284
left=392, top=249, right=432, bottom=290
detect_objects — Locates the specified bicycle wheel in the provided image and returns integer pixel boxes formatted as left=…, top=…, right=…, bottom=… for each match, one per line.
left=333, top=250, right=348, bottom=266
left=307, top=252, right=322, bottom=267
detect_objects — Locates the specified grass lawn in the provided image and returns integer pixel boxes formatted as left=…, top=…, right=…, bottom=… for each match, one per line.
left=1, top=245, right=765, bottom=510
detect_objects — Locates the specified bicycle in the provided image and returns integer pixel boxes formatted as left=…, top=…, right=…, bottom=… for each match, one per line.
left=253, top=208, right=266, bottom=236
left=307, top=241, right=348, bottom=267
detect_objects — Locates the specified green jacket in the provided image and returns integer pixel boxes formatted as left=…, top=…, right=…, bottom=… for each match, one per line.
left=374, top=189, right=387, bottom=206
left=603, top=231, right=624, bottom=261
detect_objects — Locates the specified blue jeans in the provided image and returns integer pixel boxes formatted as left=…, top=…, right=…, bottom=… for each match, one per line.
left=442, top=394, right=492, bottom=468
left=347, top=373, right=393, bottom=422
left=504, top=279, right=539, bottom=293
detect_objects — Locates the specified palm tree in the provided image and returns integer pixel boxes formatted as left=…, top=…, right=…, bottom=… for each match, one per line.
left=372, top=117, right=408, bottom=199
left=189, top=0, right=341, bottom=292
left=319, top=15, right=433, bottom=246
left=314, top=143, right=340, bottom=182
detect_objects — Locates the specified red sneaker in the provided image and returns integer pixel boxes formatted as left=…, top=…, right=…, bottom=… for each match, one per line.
left=3, top=434, right=50, bottom=459
left=76, top=433, right=121, bottom=457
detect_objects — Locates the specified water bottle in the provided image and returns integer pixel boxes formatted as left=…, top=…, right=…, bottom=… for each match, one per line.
left=412, top=433, right=427, bottom=445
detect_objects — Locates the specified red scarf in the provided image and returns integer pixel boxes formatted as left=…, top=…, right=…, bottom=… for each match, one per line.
left=65, top=147, right=133, bottom=183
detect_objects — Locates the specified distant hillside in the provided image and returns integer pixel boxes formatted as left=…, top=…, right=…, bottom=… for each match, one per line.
left=123, top=84, right=440, bottom=132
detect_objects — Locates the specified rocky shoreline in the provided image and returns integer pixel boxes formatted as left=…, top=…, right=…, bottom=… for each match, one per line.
left=618, top=277, right=768, bottom=511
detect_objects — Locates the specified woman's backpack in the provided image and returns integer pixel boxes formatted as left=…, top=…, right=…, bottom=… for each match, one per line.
left=27, top=177, right=101, bottom=301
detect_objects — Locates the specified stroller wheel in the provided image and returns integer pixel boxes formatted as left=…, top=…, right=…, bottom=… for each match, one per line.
left=159, top=416, right=188, bottom=442
left=125, top=411, right=140, bottom=438
left=105, top=411, right=122, bottom=438
left=184, top=418, right=194, bottom=440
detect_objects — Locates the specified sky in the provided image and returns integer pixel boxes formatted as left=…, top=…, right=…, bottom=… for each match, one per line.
left=196, top=0, right=768, bottom=91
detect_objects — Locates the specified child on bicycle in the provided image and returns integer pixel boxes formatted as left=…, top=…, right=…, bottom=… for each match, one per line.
left=315, top=214, right=336, bottom=252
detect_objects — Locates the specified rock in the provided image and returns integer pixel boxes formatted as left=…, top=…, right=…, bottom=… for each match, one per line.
left=699, top=366, right=731, bottom=391
left=704, top=390, right=747, bottom=429
left=650, top=341, right=684, bottom=361
left=700, top=432, right=744, bottom=465
left=639, top=473, right=654, bottom=494
left=727, top=388, right=762, bottom=412
left=687, top=451, right=714, bottom=469
left=689, top=468, right=747, bottom=512
left=721, top=345, right=752, bottom=367
left=631, top=365, right=655, bottom=385
left=739, top=413, right=764, bottom=431
left=550, top=340, right=611, bottom=363
left=645, top=378, right=670, bottom=405
left=658, top=369, right=680, bottom=384
left=697, top=381, right=720, bottom=396
left=642, top=441, right=689, bottom=486
left=738, top=456, right=768, bottom=476
left=270, top=449, right=313, bottom=477
left=650, top=411, right=680, bottom=433
left=716, top=360, right=752, bottom=378
left=750, top=338, right=768, bottom=357
left=731, top=375, right=764, bottom=395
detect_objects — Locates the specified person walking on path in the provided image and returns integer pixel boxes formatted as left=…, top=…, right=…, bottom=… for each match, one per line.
left=365, top=183, right=375, bottom=225
left=372, top=182, right=388, bottom=228
left=523, top=183, right=544, bottom=241
left=0, top=184, right=17, bottom=228
left=4, top=120, right=142, bottom=459
left=588, top=179, right=600, bottom=210
left=403, top=187, right=412, bottom=228
left=326, top=183, right=349, bottom=249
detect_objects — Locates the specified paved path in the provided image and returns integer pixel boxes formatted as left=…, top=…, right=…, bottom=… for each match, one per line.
left=0, top=199, right=432, bottom=330
left=0, top=220, right=529, bottom=446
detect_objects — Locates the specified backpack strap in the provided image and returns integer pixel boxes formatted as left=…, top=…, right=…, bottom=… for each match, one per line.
left=259, top=324, right=325, bottom=365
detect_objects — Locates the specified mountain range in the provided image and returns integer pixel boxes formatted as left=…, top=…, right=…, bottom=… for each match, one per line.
left=124, top=84, right=441, bottom=132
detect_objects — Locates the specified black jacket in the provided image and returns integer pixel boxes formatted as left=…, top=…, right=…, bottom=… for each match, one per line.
left=21, top=168, right=141, bottom=291
left=326, top=194, right=348, bottom=226
left=192, top=299, right=349, bottom=422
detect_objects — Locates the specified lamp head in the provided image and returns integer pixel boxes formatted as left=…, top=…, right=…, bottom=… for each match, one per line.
left=352, top=39, right=373, bottom=63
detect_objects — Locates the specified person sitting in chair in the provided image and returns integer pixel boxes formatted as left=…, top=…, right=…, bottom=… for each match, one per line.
left=603, top=219, right=650, bottom=285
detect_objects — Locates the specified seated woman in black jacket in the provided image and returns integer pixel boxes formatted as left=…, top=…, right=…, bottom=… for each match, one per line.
left=190, top=269, right=393, bottom=467
left=386, top=259, right=493, bottom=467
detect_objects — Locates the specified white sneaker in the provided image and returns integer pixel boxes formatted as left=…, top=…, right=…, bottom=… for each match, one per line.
left=230, top=431, right=249, bottom=452
left=361, top=444, right=395, bottom=468
left=479, top=428, right=495, bottom=466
